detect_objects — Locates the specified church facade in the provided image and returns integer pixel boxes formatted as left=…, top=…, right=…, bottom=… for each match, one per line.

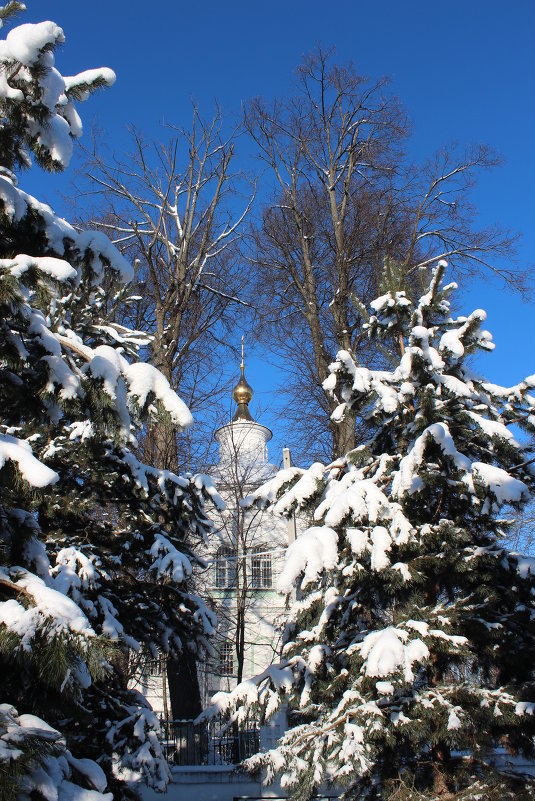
left=132, top=355, right=300, bottom=720
left=198, top=356, right=295, bottom=706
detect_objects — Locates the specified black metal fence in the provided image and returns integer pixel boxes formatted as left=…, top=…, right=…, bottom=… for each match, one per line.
left=160, top=714, right=260, bottom=766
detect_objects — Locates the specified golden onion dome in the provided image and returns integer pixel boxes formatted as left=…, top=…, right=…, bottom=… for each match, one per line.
left=232, top=339, right=254, bottom=421
left=232, top=365, right=254, bottom=421
left=232, top=366, right=253, bottom=406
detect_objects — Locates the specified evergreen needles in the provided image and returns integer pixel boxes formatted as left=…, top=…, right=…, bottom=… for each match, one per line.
left=0, top=7, right=219, bottom=798
left=205, top=261, right=535, bottom=800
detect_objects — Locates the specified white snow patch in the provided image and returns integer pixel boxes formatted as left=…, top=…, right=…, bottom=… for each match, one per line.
left=0, top=433, right=58, bottom=488
left=0, top=569, right=95, bottom=652
left=278, top=526, right=338, bottom=594
left=64, top=67, right=116, bottom=92
left=370, top=526, right=391, bottom=571
left=375, top=681, right=394, bottom=695
left=391, top=562, right=411, bottom=582
left=370, top=291, right=411, bottom=313
left=242, top=466, right=303, bottom=510
left=393, top=422, right=470, bottom=498
left=471, top=462, right=527, bottom=505
left=273, top=462, right=325, bottom=515
left=124, top=362, right=193, bottom=429
left=316, top=475, right=391, bottom=527
left=3, top=254, right=76, bottom=282
left=347, top=528, right=368, bottom=556
left=468, top=412, right=519, bottom=445
left=354, top=627, right=429, bottom=682
left=439, top=329, right=464, bottom=359
left=515, top=702, right=535, bottom=716
left=149, top=534, right=192, bottom=583
left=513, top=555, right=535, bottom=578
left=447, top=708, right=462, bottom=730
left=76, top=230, right=133, bottom=283
left=4, top=22, right=64, bottom=66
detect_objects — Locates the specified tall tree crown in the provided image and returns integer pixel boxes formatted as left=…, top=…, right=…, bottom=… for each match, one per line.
left=246, top=48, right=519, bottom=463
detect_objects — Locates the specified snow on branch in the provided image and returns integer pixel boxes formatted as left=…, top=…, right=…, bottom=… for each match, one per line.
left=3, top=21, right=64, bottom=66
left=2, top=253, right=76, bottom=281
left=0, top=433, right=58, bottom=488
left=0, top=568, right=95, bottom=640
left=350, top=626, right=429, bottom=682
left=278, top=526, right=338, bottom=594
left=85, top=345, right=193, bottom=431
left=0, top=18, right=116, bottom=171
left=149, top=534, right=192, bottom=584
left=0, top=704, right=112, bottom=800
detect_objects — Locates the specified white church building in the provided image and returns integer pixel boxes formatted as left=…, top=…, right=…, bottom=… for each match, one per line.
left=136, top=359, right=338, bottom=800
left=134, top=353, right=301, bottom=724
left=198, top=354, right=298, bottom=708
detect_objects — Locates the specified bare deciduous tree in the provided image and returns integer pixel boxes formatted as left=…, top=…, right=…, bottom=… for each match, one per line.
left=505, top=501, right=535, bottom=555
left=246, top=48, right=521, bottom=462
left=83, top=109, right=254, bottom=472
left=78, top=110, right=254, bottom=719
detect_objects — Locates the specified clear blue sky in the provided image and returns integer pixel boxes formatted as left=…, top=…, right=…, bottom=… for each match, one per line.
left=19, top=1, right=535, bottom=464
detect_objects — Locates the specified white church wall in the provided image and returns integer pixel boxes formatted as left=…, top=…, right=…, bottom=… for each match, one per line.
left=129, top=654, right=170, bottom=718
left=133, top=358, right=307, bottom=778
left=199, top=446, right=297, bottom=707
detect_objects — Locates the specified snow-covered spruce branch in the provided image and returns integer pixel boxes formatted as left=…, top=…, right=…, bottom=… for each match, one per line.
left=204, top=262, right=535, bottom=799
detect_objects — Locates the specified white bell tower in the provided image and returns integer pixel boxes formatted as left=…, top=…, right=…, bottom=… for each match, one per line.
left=214, top=338, right=272, bottom=480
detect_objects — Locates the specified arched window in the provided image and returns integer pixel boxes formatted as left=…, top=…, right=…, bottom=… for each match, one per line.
left=251, top=545, right=272, bottom=589
left=218, top=642, right=234, bottom=675
left=215, top=545, right=236, bottom=588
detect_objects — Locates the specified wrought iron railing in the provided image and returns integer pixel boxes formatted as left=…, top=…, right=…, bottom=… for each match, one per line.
left=160, top=714, right=260, bottom=766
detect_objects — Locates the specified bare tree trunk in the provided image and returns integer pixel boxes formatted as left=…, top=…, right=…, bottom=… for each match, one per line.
left=330, top=412, right=356, bottom=457
left=162, top=660, right=169, bottom=721
left=167, top=655, right=202, bottom=720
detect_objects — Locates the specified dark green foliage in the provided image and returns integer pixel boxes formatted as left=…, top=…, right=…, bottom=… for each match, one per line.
left=214, top=262, right=535, bottom=800
left=0, top=7, right=217, bottom=798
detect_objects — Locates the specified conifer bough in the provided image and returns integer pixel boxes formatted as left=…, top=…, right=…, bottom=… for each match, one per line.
left=204, top=262, right=535, bottom=801
left=0, top=5, right=220, bottom=798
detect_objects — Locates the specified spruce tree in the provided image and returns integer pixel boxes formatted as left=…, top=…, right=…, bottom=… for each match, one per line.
left=207, top=262, right=535, bottom=800
left=0, top=6, right=218, bottom=798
